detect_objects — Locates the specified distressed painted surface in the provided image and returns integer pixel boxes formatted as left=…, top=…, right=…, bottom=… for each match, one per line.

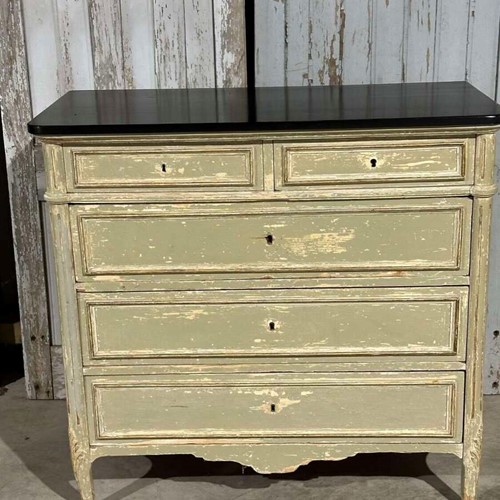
left=88, top=0, right=124, bottom=90
left=403, top=0, right=437, bottom=83
left=40, top=127, right=496, bottom=500
left=277, top=138, right=473, bottom=188
left=461, top=132, right=496, bottom=500
left=371, top=0, right=405, bottom=83
left=79, top=287, right=468, bottom=362
left=184, top=0, right=215, bottom=88
left=255, top=0, right=500, bottom=88
left=49, top=202, right=93, bottom=499
left=341, top=1, right=373, bottom=85
left=87, top=372, right=463, bottom=442
left=65, top=144, right=262, bottom=190
left=92, top=441, right=463, bottom=474
left=0, top=0, right=52, bottom=399
left=213, top=0, right=246, bottom=87
left=486, top=168, right=500, bottom=393
left=71, top=199, right=470, bottom=278
left=50, top=345, right=66, bottom=400
left=41, top=203, right=61, bottom=345
left=121, top=0, right=155, bottom=89
left=20, top=0, right=247, bottom=115
left=255, top=0, right=285, bottom=86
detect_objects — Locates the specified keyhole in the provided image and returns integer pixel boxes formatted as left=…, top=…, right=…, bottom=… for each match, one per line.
left=370, top=158, right=377, bottom=168
left=270, top=403, right=276, bottom=412
left=269, top=321, right=276, bottom=331
left=265, top=234, right=274, bottom=245
left=161, top=163, right=167, bottom=172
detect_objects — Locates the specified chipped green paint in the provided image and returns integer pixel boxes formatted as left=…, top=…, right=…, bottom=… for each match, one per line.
left=79, top=287, right=467, bottom=362
left=71, top=199, right=471, bottom=278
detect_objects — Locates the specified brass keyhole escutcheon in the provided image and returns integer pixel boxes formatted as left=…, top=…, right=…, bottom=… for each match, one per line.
left=161, top=163, right=167, bottom=172
left=265, top=234, right=274, bottom=245
left=370, top=158, right=377, bottom=168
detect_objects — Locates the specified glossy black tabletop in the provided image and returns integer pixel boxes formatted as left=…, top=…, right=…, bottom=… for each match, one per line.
left=28, top=82, right=500, bottom=136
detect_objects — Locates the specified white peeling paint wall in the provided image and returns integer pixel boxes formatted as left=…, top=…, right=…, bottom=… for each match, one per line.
left=20, top=0, right=500, bottom=394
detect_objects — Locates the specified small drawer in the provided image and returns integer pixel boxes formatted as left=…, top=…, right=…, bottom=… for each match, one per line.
left=274, top=138, right=474, bottom=189
left=79, top=287, right=468, bottom=364
left=71, top=198, right=471, bottom=279
left=86, top=372, right=464, bottom=442
left=63, top=143, right=263, bottom=191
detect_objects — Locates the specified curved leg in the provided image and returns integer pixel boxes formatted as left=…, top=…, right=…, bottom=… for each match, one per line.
left=462, top=416, right=483, bottom=500
left=69, top=428, right=94, bottom=500
left=75, top=458, right=94, bottom=500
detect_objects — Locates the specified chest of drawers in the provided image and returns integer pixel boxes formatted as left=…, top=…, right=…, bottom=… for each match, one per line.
left=29, top=83, right=500, bottom=500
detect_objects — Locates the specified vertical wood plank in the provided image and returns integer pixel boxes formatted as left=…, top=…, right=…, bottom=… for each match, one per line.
left=88, top=0, right=124, bottom=89
left=21, top=0, right=59, bottom=115
left=372, top=0, right=405, bottom=83
left=22, top=0, right=93, bottom=113
left=121, top=0, right=155, bottom=89
left=285, top=0, right=310, bottom=85
left=213, top=0, right=246, bottom=87
left=55, top=0, right=94, bottom=91
left=466, top=0, right=500, bottom=97
left=309, top=0, right=343, bottom=86
left=404, top=0, right=438, bottom=82
left=341, top=0, right=374, bottom=84
left=433, top=0, right=469, bottom=82
left=255, top=0, right=285, bottom=86
left=0, top=0, right=52, bottom=399
left=154, top=0, right=186, bottom=88
left=184, top=0, right=215, bottom=88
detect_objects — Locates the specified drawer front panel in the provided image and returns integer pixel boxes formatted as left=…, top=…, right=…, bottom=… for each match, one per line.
left=71, top=199, right=471, bottom=278
left=79, top=287, right=467, bottom=363
left=275, top=138, right=474, bottom=189
left=64, top=144, right=263, bottom=190
left=87, top=373, right=464, bottom=442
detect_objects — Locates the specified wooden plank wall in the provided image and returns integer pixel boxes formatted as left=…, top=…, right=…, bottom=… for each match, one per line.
left=23, top=0, right=246, bottom=116
left=255, top=0, right=498, bottom=87
left=2, top=0, right=500, bottom=396
left=0, top=0, right=52, bottom=399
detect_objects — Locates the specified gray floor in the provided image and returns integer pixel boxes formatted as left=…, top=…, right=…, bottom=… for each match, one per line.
left=1, top=378, right=499, bottom=500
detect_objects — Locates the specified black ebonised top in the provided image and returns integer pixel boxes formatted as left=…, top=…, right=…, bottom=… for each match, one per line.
left=28, top=82, right=500, bottom=136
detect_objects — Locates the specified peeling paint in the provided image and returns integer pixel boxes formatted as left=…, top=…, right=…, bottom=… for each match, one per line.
left=281, top=231, right=355, bottom=257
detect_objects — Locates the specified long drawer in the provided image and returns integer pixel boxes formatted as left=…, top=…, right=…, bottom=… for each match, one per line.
left=274, top=137, right=474, bottom=189
left=71, top=198, right=471, bottom=279
left=63, top=143, right=264, bottom=191
left=79, top=287, right=468, bottom=364
left=86, top=372, right=464, bottom=443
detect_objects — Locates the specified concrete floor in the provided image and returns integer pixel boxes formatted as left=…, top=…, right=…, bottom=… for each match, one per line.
left=0, top=378, right=499, bottom=500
